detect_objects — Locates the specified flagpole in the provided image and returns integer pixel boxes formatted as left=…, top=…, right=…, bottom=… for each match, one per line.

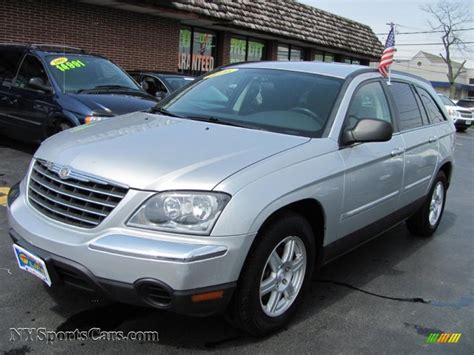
left=386, top=22, right=395, bottom=86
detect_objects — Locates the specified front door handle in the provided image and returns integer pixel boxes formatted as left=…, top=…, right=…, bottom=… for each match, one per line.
left=390, top=147, right=405, bottom=157
left=429, top=136, right=438, bottom=143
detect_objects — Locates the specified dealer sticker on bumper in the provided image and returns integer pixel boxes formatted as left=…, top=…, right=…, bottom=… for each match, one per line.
left=13, top=244, right=52, bottom=286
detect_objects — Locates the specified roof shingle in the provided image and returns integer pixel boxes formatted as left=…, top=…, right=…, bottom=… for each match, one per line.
left=170, top=0, right=383, bottom=58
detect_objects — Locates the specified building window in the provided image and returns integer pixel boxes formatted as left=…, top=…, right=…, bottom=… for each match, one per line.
left=324, top=53, right=334, bottom=63
left=277, top=44, right=290, bottom=61
left=178, top=27, right=216, bottom=75
left=278, top=44, right=304, bottom=61
left=313, top=51, right=324, bottom=62
left=469, top=78, right=474, bottom=85
left=351, top=59, right=360, bottom=65
left=230, top=37, right=266, bottom=63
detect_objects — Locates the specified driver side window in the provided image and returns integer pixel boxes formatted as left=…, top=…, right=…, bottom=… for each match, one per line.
left=15, top=55, right=50, bottom=91
left=346, top=81, right=392, bottom=130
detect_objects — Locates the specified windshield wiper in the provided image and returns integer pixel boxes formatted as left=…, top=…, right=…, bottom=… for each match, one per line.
left=184, top=115, right=250, bottom=129
left=76, top=85, right=140, bottom=94
left=148, top=106, right=184, bottom=118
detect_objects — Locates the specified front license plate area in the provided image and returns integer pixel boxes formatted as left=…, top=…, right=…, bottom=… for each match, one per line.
left=13, top=244, right=52, bottom=286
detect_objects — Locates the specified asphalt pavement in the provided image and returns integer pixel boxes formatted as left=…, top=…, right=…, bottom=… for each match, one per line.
left=0, top=130, right=473, bottom=354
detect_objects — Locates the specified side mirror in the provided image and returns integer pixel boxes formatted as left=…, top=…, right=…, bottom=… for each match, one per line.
left=28, top=77, right=52, bottom=93
left=341, top=118, right=393, bottom=146
left=155, top=91, right=168, bottom=101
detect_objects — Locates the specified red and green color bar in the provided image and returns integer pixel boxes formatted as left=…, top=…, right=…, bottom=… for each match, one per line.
left=426, top=333, right=462, bottom=344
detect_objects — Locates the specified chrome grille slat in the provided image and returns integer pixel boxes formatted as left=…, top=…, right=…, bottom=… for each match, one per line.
left=29, top=185, right=108, bottom=217
left=33, top=164, right=126, bottom=198
left=28, top=160, right=128, bottom=228
left=29, top=195, right=100, bottom=226
left=30, top=173, right=118, bottom=208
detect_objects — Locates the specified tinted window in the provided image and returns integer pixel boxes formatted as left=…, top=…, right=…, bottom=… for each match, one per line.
left=163, top=68, right=343, bottom=137
left=163, top=76, right=194, bottom=91
left=346, top=81, right=392, bottom=130
left=457, top=100, right=474, bottom=108
left=390, top=82, right=423, bottom=130
left=0, top=48, right=23, bottom=88
left=141, top=75, right=166, bottom=96
left=417, top=88, right=446, bottom=123
left=15, top=55, right=51, bottom=91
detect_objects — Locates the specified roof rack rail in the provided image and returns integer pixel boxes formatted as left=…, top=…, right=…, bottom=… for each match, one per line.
left=31, top=44, right=85, bottom=53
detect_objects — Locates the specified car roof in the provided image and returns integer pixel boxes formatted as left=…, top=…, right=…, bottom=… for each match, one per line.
left=225, top=61, right=430, bottom=85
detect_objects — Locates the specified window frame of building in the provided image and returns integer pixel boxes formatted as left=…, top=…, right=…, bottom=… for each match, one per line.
left=178, top=26, right=217, bottom=76
left=277, top=43, right=305, bottom=61
left=230, top=36, right=266, bottom=63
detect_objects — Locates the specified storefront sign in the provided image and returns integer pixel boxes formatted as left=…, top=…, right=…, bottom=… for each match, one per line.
left=178, top=53, right=214, bottom=72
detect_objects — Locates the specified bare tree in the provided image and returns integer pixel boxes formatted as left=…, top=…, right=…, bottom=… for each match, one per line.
left=421, top=0, right=472, bottom=97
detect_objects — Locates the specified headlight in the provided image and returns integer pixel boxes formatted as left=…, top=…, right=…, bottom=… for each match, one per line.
left=127, top=191, right=231, bottom=235
left=84, top=116, right=112, bottom=124
left=447, top=109, right=461, bottom=118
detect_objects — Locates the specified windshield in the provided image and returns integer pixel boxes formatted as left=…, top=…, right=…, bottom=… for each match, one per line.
left=438, top=95, right=455, bottom=106
left=47, top=55, right=141, bottom=93
left=458, top=100, right=474, bottom=108
left=163, top=76, right=195, bottom=91
left=162, top=68, right=343, bottom=137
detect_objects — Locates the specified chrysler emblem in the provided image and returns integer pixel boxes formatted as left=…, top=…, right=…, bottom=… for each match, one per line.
left=58, top=167, right=71, bottom=180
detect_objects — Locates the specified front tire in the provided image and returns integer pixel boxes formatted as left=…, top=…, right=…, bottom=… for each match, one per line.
left=227, top=212, right=315, bottom=336
left=406, top=171, right=447, bottom=237
left=456, top=126, right=468, bottom=132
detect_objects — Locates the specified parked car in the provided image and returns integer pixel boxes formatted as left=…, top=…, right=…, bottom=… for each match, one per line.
left=129, top=71, right=195, bottom=100
left=0, top=44, right=158, bottom=142
left=7, top=62, right=455, bottom=336
left=438, top=94, right=472, bottom=132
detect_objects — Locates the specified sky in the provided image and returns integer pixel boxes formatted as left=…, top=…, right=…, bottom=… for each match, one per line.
left=299, top=0, right=474, bottom=67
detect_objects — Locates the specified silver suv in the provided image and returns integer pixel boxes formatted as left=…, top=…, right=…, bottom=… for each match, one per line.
left=7, top=62, right=455, bottom=336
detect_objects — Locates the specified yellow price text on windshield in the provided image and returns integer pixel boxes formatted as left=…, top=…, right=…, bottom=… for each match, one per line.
left=53, top=59, right=86, bottom=72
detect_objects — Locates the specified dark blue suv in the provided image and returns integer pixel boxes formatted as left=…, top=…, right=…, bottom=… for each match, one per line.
left=0, top=44, right=158, bottom=142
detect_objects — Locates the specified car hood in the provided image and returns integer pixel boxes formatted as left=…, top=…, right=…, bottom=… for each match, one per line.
left=70, top=92, right=157, bottom=116
left=35, top=112, right=309, bottom=191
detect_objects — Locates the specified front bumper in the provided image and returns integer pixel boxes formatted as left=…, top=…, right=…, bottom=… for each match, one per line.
left=454, top=118, right=472, bottom=128
left=7, top=182, right=255, bottom=315
left=10, top=230, right=235, bottom=316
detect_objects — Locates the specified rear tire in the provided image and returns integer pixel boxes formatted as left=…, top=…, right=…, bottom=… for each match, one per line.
left=456, top=127, right=468, bottom=132
left=406, top=171, right=447, bottom=237
left=227, top=212, right=316, bottom=336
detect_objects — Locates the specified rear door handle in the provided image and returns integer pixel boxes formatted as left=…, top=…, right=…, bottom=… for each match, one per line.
left=390, top=147, right=405, bottom=157
left=429, top=136, right=438, bottom=143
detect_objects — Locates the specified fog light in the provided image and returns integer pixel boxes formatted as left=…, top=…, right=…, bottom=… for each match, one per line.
left=191, top=290, right=224, bottom=303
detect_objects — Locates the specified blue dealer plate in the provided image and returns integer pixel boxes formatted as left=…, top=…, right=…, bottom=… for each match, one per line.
left=13, top=244, right=52, bottom=286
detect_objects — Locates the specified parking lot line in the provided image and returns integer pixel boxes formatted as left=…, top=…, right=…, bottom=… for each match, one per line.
left=0, top=187, right=10, bottom=207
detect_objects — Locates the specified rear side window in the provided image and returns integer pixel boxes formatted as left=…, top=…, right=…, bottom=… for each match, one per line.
left=417, top=88, right=446, bottom=123
left=0, top=48, right=23, bottom=88
left=389, top=82, right=424, bottom=130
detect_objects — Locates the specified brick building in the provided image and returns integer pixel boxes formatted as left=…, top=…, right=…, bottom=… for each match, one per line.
left=1, top=0, right=383, bottom=75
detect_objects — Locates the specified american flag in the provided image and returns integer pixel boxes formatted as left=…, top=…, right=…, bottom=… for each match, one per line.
left=378, top=25, right=396, bottom=77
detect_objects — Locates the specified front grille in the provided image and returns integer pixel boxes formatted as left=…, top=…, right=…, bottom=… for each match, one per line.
left=459, top=110, right=473, bottom=119
left=28, top=160, right=128, bottom=228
